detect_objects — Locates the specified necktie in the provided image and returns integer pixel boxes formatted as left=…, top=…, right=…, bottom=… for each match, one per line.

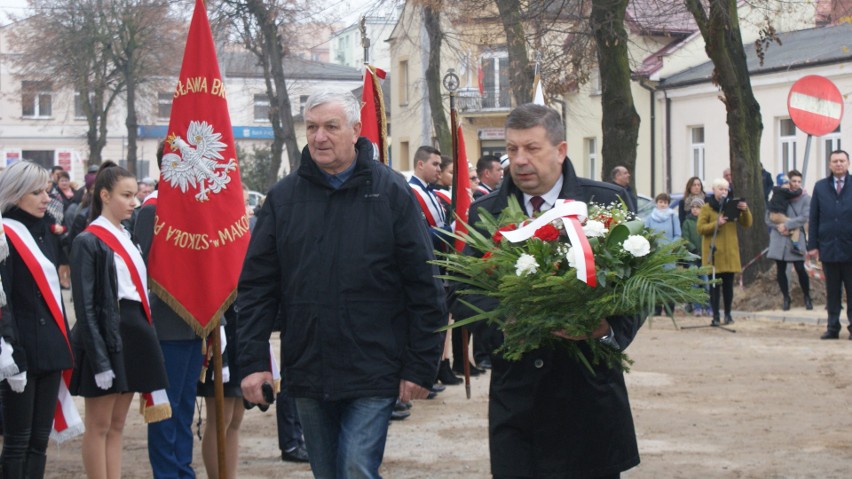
left=837, top=179, right=844, bottom=195
left=530, top=196, right=544, bottom=214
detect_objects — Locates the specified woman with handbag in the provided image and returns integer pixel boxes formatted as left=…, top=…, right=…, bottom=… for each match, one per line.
left=765, top=170, right=812, bottom=311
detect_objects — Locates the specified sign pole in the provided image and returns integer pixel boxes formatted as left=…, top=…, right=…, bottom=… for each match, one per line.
left=801, top=134, right=813, bottom=185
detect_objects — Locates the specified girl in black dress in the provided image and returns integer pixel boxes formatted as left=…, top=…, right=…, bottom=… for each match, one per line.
left=69, top=162, right=168, bottom=479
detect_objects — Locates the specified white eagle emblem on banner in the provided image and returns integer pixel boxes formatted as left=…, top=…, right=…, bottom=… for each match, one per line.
left=162, top=121, right=236, bottom=202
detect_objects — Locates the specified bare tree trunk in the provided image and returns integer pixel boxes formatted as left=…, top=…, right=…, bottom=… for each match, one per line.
left=495, top=0, right=533, bottom=106
left=245, top=0, right=301, bottom=184
left=125, top=67, right=139, bottom=174
left=685, top=0, right=770, bottom=282
left=591, top=0, right=640, bottom=188
left=423, top=4, right=451, bottom=154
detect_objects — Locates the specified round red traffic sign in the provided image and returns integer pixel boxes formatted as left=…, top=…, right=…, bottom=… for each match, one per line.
left=787, top=75, right=844, bottom=137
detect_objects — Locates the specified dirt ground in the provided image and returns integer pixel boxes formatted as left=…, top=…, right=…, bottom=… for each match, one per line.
left=40, top=284, right=852, bottom=478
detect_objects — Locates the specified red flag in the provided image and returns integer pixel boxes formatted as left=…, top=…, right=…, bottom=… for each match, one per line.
left=477, top=63, right=485, bottom=96
left=148, top=0, right=249, bottom=337
left=453, top=122, right=471, bottom=252
left=360, top=65, right=388, bottom=164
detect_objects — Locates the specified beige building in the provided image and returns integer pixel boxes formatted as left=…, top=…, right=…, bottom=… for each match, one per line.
left=0, top=19, right=361, bottom=183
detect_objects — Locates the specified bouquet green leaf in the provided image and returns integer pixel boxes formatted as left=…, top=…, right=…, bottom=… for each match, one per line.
left=434, top=197, right=709, bottom=373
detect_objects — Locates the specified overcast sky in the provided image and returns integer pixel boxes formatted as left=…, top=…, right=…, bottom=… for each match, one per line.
left=0, top=0, right=389, bottom=27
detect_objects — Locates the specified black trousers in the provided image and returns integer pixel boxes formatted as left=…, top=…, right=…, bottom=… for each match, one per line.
left=276, top=373, right=304, bottom=452
left=822, top=261, right=852, bottom=334
left=775, top=260, right=810, bottom=298
left=0, top=370, right=62, bottom=479
left=710, top=272, right=735, bottom=317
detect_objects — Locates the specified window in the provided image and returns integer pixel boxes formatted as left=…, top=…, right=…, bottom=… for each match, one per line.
left=157, top=92, right=173, bottom=120
left=824, top=126, right=842, bottom=176
left=254, top=94, right=270, bottom=122
left=299, top=95, right=309, bottom=116
left=21, top=81, right=52, bottom=118
left=690, top=127, right=705, bottom=180
left=585, top=138, right=598, bottom=181
left=480, top=52, right=510, bottom=109
left=74, top=91, right=95, bottom=119
left=398, top=60, right=409, bottom=106
left=779, top=118, right=797, bottom=172
left=21, top=150, right=54, bottom=169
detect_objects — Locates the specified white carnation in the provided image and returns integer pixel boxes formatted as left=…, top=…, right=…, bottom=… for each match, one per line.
left=583, top=219, right=607, bottom=238
left=622, top=235, right=651, bottom=257
left=563, top=245, right=577, bottom=268
left=514, top=253, right=539, bottom=276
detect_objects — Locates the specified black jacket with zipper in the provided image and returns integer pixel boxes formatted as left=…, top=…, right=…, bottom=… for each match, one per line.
left=236, top=137, right=446, bottom=401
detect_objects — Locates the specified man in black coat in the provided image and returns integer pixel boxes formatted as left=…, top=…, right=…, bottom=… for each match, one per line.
left=236, top=90, right=446, bottom=477
left=808, top=149, right=852, bottom=340
left=455, top=104, right=642, bottom=478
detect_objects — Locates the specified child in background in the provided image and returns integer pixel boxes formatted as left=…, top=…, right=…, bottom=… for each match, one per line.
left=681, top=197, right=711, bottom=316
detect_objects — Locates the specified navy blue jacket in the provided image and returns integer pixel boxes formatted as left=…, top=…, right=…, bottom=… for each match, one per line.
left=808, top=173, right=852, bottom=262
left=236, top=137, right=446, bottom=401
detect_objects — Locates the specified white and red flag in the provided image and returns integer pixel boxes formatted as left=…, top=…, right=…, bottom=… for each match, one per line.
left=360, top=65, right=388, bottom=164
left=148, top=0, right=249, bottom=338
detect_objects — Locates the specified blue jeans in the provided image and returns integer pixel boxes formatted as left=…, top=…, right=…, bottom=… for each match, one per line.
left=147, top=339, right=204, bottom=479
left=295, top=396, right=396, bottom=479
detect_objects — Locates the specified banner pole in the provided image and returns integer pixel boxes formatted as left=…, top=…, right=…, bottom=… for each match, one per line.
left=212, top=325, right=227, bottom=478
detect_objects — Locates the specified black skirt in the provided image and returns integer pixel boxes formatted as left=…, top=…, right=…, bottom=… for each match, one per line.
left=71, top=299, right=169, bottom=397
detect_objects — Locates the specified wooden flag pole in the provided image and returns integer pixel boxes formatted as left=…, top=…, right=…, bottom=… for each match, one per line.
left=212, top=323, right=227, bottom=478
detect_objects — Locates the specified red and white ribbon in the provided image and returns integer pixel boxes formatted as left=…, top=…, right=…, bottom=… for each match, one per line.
left=500, top=200, right=597, bottom=287
left=51, top=369, right=84, bottom=443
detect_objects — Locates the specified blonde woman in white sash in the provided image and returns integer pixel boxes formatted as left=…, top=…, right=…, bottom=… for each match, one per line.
left=0, top=161, right=74, bottom=478
left=69, top=161, right=168, bottom=479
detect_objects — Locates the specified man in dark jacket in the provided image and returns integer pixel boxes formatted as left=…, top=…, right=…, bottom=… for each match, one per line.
left=454, top=104, right=642, bottom=478
left=237, top=90, right=446, bottom=478
left=808, top=149, right=852, bottom=340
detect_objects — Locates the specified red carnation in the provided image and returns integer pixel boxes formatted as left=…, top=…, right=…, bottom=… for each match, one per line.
left=482, top=251, right=493, bottom=259
left=533, top=224, right=559, bottom=241
left=492, top=223, right=518, bottom=243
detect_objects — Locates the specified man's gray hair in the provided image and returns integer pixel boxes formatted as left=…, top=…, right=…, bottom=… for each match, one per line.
left=0, top=161, right=50, bottom=213
left=304, top=90, right=361, bottom=127
left=505, top=103, right=565, bottom=145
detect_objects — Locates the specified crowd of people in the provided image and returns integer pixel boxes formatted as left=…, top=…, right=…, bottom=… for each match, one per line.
left=0, top=89, right=849, bottom=479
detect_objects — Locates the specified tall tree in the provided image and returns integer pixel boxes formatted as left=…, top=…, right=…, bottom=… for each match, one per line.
left=494, top=0, right=534, bottom=106
left=590, top=0, right=640, bottom=188
left=216, top=0, right=302, bottom=186
left=11, top=0, right=126, bottom=166
left=422, top=1, right=451, bottom=154
left=684, top=0, right=770, bottom=281
left=99, top=0, right=181, bottom=176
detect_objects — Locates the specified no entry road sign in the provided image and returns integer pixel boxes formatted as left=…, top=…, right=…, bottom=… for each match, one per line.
left=787, top=75, right=844, bottom=137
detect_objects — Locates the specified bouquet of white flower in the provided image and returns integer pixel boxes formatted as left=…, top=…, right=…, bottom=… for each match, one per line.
left=435, top=197, right=708, bottom=372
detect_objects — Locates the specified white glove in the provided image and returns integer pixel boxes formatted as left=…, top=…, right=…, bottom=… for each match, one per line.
left=0, top=337, right=19, bottom=379
left=7, top=371, right=26, bottom=393
left=95, top=370, right=115, bottom=390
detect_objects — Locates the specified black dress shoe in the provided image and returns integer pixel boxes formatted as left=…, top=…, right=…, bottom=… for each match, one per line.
left=452, top=365, right=481, bottom=377
left=391, top=409, right=411, bottom=420
left=804, top=296, right=813, bottom=310
left=724, top=314, right=734, bottom=325
left=477, top=358, right=492, bottom=369
left=820, top=331, right=839, bottom=340
left=782, top=296, right=791, bottom=311
left=393, top=399, right=410, bottom=412
left=430, top=384, right=446, bottom=393
left=711, top=314, right=720, bottom=327
left=426, top=391, right=437, bottom=399
left=437, top=360, right=462, bottom=385
left=282, top=445, right=310, bottom=463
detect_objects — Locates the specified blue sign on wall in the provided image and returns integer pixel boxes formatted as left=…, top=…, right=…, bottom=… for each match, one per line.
left=138, top=125, right=274, bottom=140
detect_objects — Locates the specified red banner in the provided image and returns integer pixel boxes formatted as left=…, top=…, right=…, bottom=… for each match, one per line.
left=148, top=0, right=249, bottom=336
left=453, top=123, right=472, bottom=252
left=360, top=65, right=388, bottom=164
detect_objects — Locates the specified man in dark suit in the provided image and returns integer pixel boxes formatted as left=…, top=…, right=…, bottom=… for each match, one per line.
left=808, top=149, right=852, bottom=340
left=454, top=104, right=642, bottom=478
left=473, top=155, right=504, bottom=199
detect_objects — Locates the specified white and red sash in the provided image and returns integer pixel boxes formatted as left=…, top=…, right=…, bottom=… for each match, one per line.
left=85, top=218, right=151, bottom=323
left=84, top=218, right=171, bottom=423
left=141, top=190, right=158, bottom=208
left=434, top=189, right=451, bottom=206
left=476, top=184, right=492, bottom=197
left=1, top=218, right=82, bottom=442
left=409, top=177, right=446, bottom=228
